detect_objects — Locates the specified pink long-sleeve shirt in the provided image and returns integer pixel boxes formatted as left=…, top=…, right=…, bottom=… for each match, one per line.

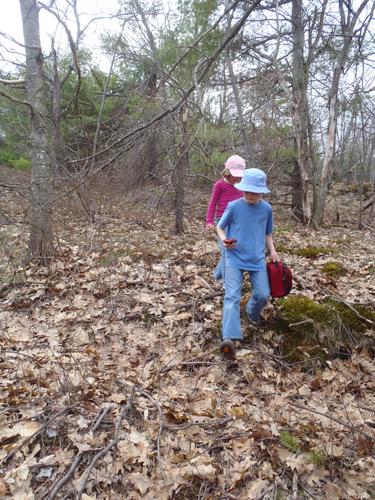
left=205, top=179, right=242, bottom=226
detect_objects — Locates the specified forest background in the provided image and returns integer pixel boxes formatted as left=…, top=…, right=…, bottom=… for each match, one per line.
left=0, top=0, right=375, bottom=499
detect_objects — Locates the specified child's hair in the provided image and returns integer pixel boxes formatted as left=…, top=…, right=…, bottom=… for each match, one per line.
left=222, top=168, right=231, bottom=178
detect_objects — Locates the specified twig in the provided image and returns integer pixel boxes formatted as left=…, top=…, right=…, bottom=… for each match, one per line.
left=357, top=403, right=375, bottom=414
left=160, top=360, right=220, bottom=373
left=292, top=470, right=298, bottom=499
left=289, top=402, right=375, bottom=441
left=248, top=347, right=290, bottom=368
left=160, top=347, right=219, bottom=373
left=288, top=319, right=315, bottom=327
left=197, top=276, right=217, bottom=293
left=361, top=194, right=375, bottom=210
left=298, top=481, right=316, bottom=499
left=90, top=403, right=116, bottom=432
left=291, top=274, right=311, bottom=291
left=165, top=417, right=230, bottom=431
left=155, top=401, right=166, bottom=481
left=138, top=390, right=166, bottom=481
left=75, top=399, right=132, bottom=499
left=176, top=361, right=220, bottom=367
left=0, top=182, right=28, bottom=191
left=4, top=407, right=71, bottom=464
left=159, top=361, right=221, bottom=373
left=170, top=291, right=221, bottom=312
left=47, top=453, right=83, bottom=499
left=255, top=484, right=274, bottom=500
left=327, top=294, right=375, bottom=326
left=220, top=490, right=238, bottom=499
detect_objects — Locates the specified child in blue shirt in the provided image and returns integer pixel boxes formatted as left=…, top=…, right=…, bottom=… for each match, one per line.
left=216, top=168, right=278, bottom=359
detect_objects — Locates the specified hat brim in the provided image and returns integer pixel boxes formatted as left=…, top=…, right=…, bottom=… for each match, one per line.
left=234, top=182, right=270, bottom=193
left=228, top=167, right=244, bottom=177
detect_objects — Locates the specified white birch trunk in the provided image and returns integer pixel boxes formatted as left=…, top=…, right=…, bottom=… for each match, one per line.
left=312, top=0, right=371, bottom=225
left=20, top=0, right=54, bottom=260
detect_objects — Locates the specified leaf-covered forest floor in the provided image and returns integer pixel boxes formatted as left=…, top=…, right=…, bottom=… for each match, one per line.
left=0, top=166, right=374, bottom=499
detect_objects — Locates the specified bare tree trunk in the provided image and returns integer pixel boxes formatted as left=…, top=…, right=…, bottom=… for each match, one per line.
left=50, top=40, right=74, bottom=173
left=312, top=0, right=372, bottom=225
left=291, top=0, right=312, bottom=223
left=51, top=43, right=62, bottom=169
left=224, top=0, right=252, bottom=164
left=225, top=47, right=252, bottom=163
left=312, top=79, right=339, bottom=225
left=144, top=72, right=158, bottom=179
left=291, top=143, right=303, bottom=219
left=174, top=107, right=189, bottom=234
left=132, top=0, right=159, bottom=180
left=20, top=0, right=54, bottom=261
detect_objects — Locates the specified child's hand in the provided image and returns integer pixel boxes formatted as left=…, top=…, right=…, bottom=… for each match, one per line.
left=270, top=250, right=279, bottom=262
left=206, top=224, right=215, bottom=232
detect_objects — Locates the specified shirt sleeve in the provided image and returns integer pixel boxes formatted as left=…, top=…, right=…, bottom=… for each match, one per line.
left=265, top=207, right=273, bottom=235
left=218, top=203, right=233, bottom=229
left=205, top=181, right=221, bottom=225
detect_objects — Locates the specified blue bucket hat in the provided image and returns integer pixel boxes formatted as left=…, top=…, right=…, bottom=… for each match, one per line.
left=234, top=168, right=270, bottom=193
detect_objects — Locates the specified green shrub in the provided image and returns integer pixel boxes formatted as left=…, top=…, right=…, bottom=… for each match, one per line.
left=0, top=148, right=17, bottom=166
left=309, top=449, right=327, bottom=467
left=10, top=157, right=32, bottom=171
left=0, top=148, right=31, bottom=170
left=280, top=430, right=300, bottom=454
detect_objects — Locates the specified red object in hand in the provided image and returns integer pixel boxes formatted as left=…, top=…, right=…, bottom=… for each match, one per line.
left=224, top=238, right=237, bottom=244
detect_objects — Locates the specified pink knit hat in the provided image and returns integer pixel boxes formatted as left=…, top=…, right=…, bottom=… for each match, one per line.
left=225, top=155, right=246, bottom=177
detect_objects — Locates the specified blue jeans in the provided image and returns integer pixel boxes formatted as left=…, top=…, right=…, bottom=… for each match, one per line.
left=222, top=266, right=270, bottom=340
left=213, top=236, right=225, bottom=281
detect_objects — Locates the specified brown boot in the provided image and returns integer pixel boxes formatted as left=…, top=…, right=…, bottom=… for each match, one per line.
left=220, top=339, right=235, bottom=360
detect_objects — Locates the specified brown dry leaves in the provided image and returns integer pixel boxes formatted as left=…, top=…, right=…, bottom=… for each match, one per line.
left=0, top=192, right=375, bottom=499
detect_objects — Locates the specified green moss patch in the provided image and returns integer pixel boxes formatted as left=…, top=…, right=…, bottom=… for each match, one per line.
left=275, top=243, right=292, bottom=254
left=274, top=295, right=375, bottom=364
left=274, top=224, right=293, bottom=235
left=276, top=245, right=333, bottom=258
left=293, top=246, right=332, bottom=258
left=321, top=261, right=347, bottom=278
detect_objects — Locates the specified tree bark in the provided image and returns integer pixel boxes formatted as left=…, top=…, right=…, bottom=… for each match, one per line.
left=312, top=0, right=371, bottom=225
left=20, top=0, right=54, bottom=260
left=291, top=143, right=303, bottom=219
left=174, top=106, right=189, bottom=234
left=225, top=47, right=252, bottom=164
left=224, top=0, right=252, bottom=164
left=291, top=0, right=312, bottom=223
left=144, top=72, right=158, bottom=179
left=132, top=0, right=159, bottom=180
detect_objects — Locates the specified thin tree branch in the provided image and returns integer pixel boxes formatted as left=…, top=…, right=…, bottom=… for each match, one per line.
left=0, top=89, right=32, bottom=110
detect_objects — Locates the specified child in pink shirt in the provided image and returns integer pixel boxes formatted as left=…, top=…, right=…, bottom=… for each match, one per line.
left=206, top=155, right=245, bottom=281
